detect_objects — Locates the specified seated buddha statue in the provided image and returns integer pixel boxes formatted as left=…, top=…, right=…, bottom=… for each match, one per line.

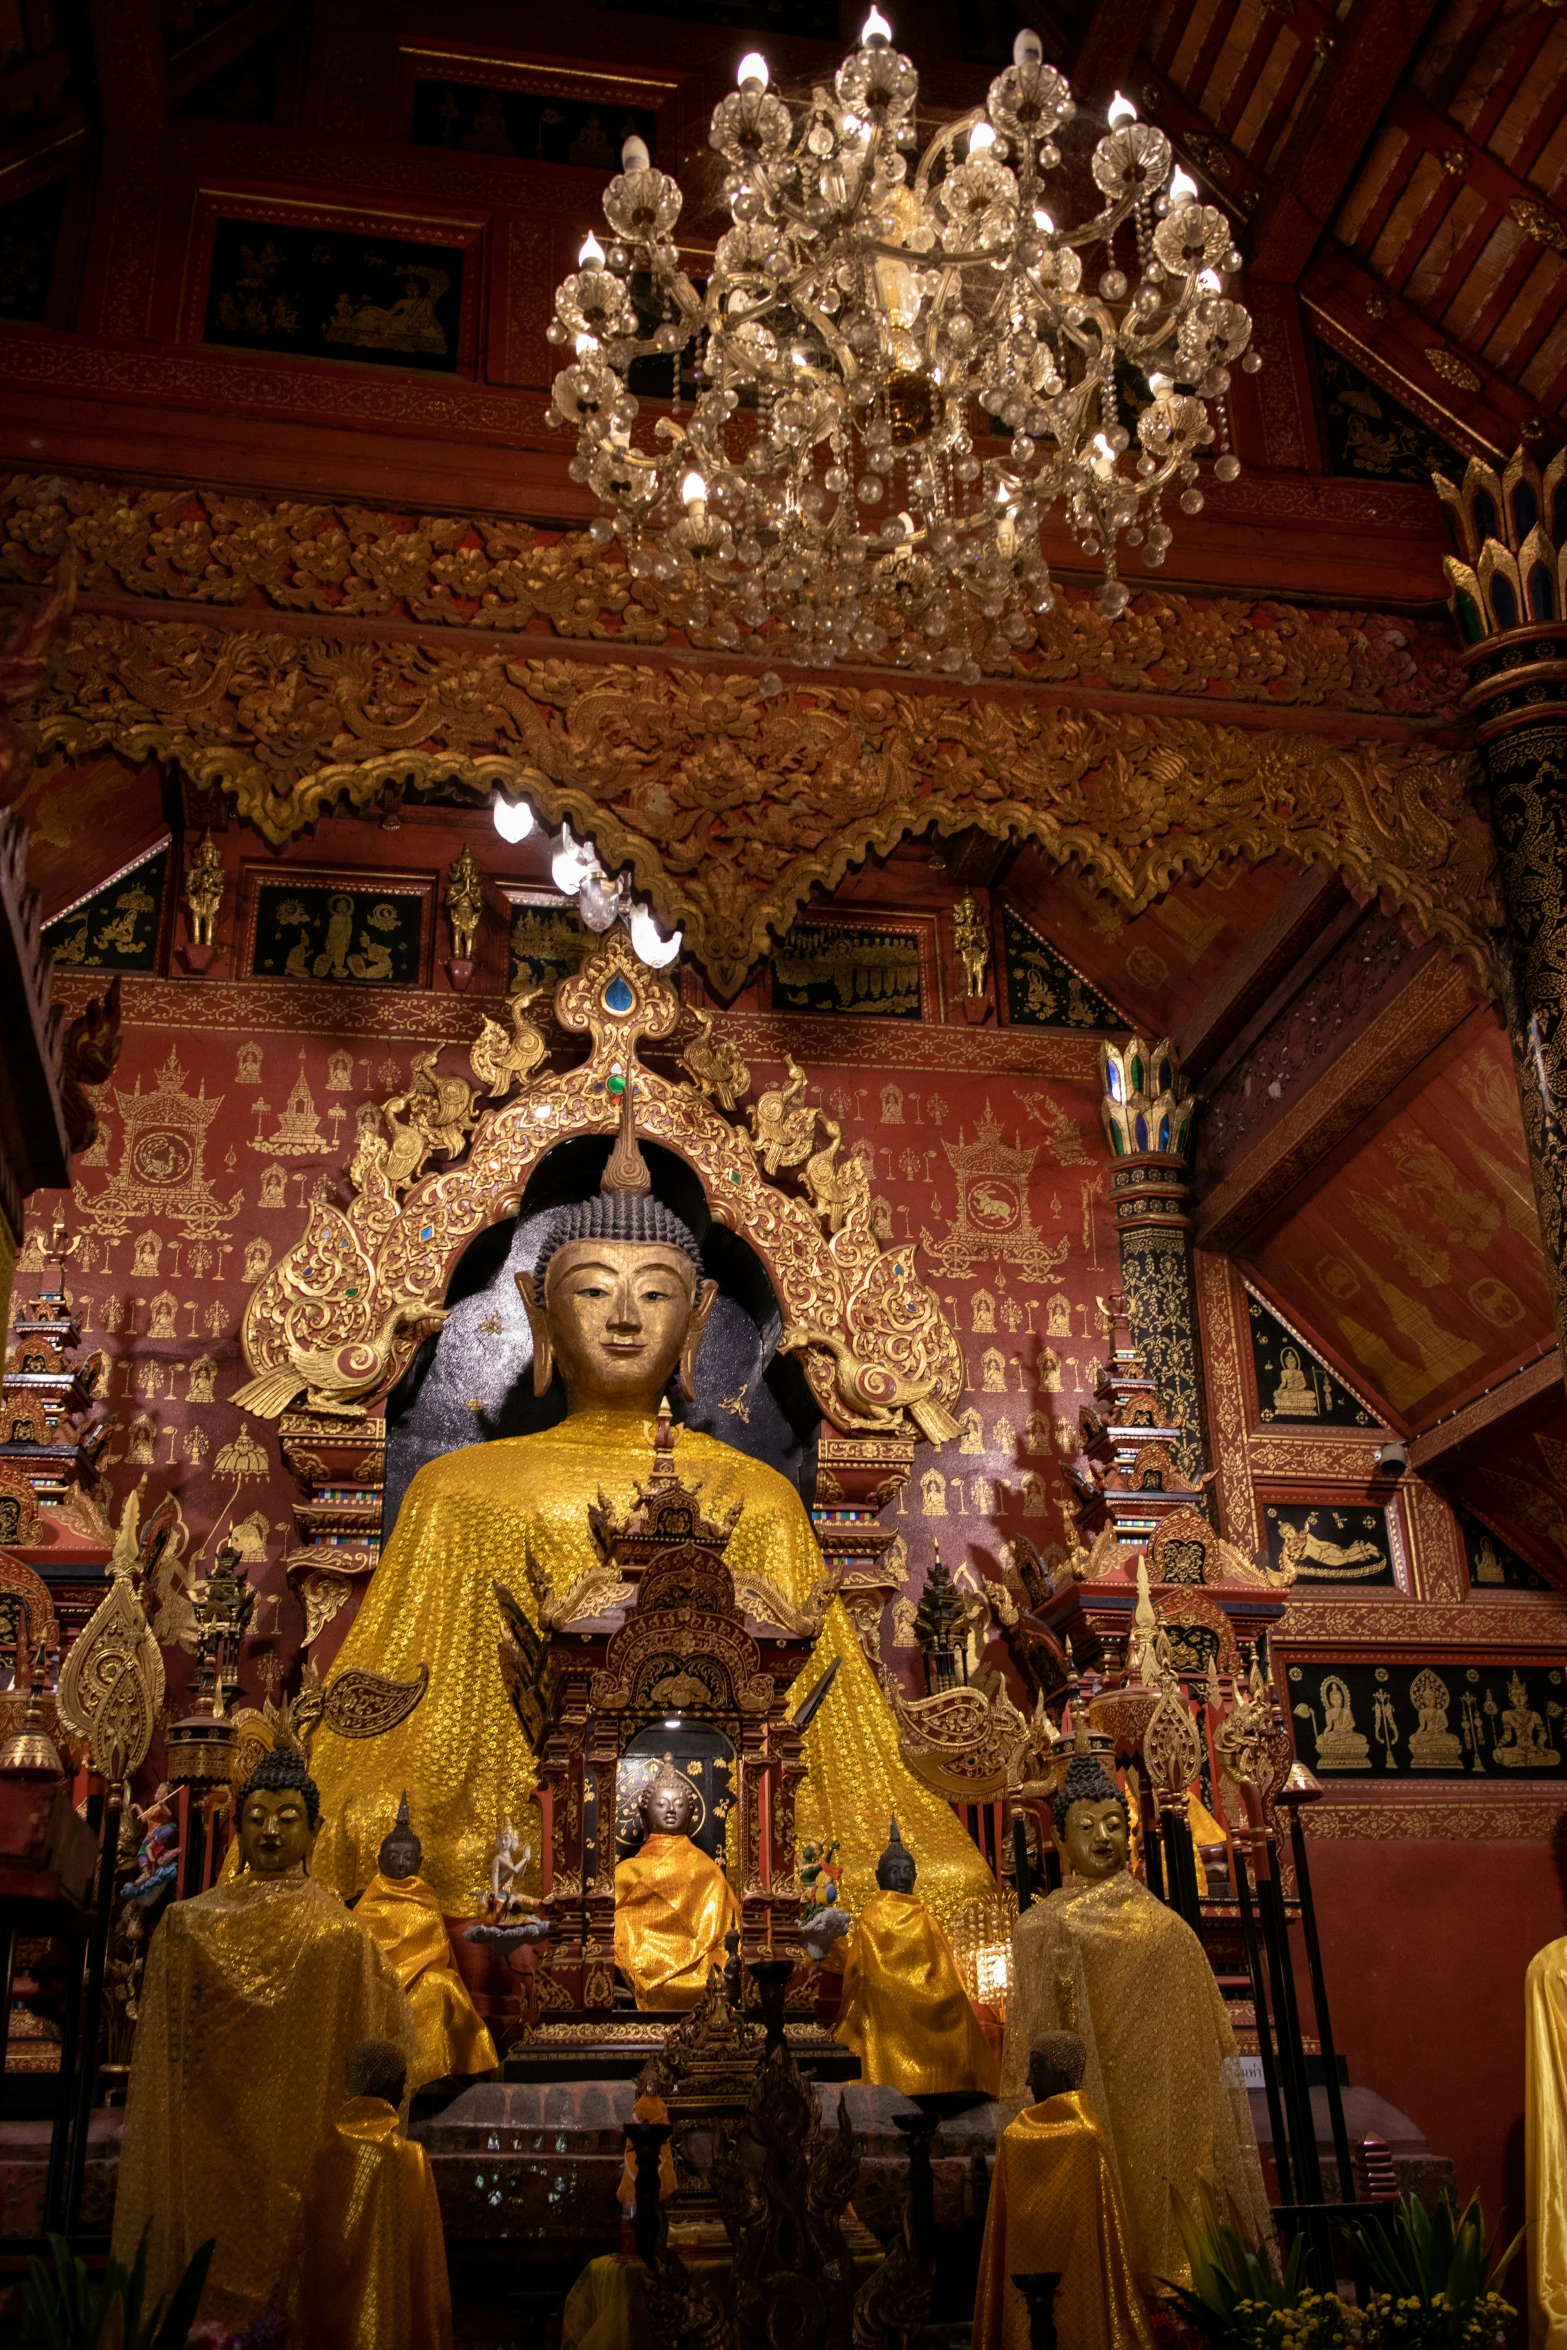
left=830, top=1816, right=999, bottom=2096
left=613, top=1760, right=740, bottom=2010
left=973, top=2030, right=1153, bottom=2350
left=310, top=1094, right=999, bottom=1936
left=113, top=1740, right=415, bottom=2331
left=1003, top=1754, right=1270, bottom=2294
left=354, top=1795, right=498, bottom=2088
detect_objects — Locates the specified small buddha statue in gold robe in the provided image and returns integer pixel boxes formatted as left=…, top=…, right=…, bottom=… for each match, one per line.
left=113, top=1741, right=415, bottom=2330
left=309, top=1096, right=1001, bottom=1940
left=354, top=1795, right=497, bottom=2090
left=1525, top=1933, right=1567, bottom=2350
left=288, top=2034, right=453, bottom=2350
left=831, top=1816, right=999, bottom=2096
left=973, top=2031, right=1153, bottom=2350
left=613, top=1760, right=740, bottom=2009
left=1004, top=1756, right=1271, bottom=2295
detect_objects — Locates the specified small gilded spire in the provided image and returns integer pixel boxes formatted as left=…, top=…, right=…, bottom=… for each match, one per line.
left=601, top=1078, right=653, bottom=1198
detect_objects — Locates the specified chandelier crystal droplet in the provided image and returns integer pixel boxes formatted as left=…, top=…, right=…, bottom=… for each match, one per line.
left=545, top=21, right=1257, bottom=671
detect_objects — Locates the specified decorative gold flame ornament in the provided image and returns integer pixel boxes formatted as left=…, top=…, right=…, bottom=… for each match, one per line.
left=56, top=1564, right=164, bottom=1782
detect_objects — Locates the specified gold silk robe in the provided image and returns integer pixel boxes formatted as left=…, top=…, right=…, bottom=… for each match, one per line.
left=1525, top=1934, right=1567, bottom=2349
left=113, top=1872, right=416, bottom=2329
left=972, top=2093, right=1154, bottom=2350
left=1003, top=1871, right=1270, bottom=2293
left=354, top=1871, right=498, bottom=2088
left=311, top=1411, right=1002, bottom=1930
left=833, top=1889, right=1000, bottom=2096
left=614, top=1832, right=740, bottom=2009
left=288, top=2096, right=453, bottom=2350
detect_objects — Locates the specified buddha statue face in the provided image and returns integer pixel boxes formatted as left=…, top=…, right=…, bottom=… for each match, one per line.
left=238, top=1783, right=319, bottom=1877
left=641, top=1767, right=697, bottom=1838
left=1059, top=1796, right=1129, bottom=1882
left=518, top=1242, right=717, bottom=1414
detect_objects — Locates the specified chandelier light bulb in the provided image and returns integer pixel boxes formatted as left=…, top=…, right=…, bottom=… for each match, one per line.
left=629, top=904, right=682, bottom=968
left=620, top=134, right=650, bottom=171
left=492, top=795, right=535, bottom=845
left=550, top=825, right=596, bottom=894
left=546, top=4, right=1250, bottom=663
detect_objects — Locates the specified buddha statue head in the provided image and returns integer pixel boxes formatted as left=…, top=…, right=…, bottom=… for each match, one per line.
left=517, top=1091, right=717, bottom=1415
left=1051, top=1756, right=1129, bottom=1882
left=640, top=1758, right=698, bottom=1840
left=346, top=2035, right=408, bottom=2111
left=1027, top=2029, right=1087, bottom=2105
left=875, top=1813, right=918, bottom=1895
left=235, top=1743, right=321, bottom=1878
left=378, top=1792, right=422, bottom=1882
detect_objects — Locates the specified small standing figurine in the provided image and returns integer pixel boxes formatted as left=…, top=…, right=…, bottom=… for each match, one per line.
left=829, top=1816, right=999, bottom=2095
left=445, top=845, right=484, bottom=963
left=353, top=1795, right=497, bottom=2090
left=613, top=1759, right=740, bottom=2010
left=119, top=1789, right=179, bottom=1910
left=972, top=2029, right=1152, bottom=2350
left=183, top=832, right=225, bottom=949
left=287, top=2035, right=453, bottom=2350
left=1004, top=1753, right=1270, bottom=2293
left=952, top=892, right=989, bottom=999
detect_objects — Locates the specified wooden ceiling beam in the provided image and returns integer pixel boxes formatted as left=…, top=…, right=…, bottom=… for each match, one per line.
left=164, top=0, right=297, bottom=106
left=1135, top=58, right=1265, bottom=223
left=1175, top=864, right=1350, bottom=1081
left=1408, top=1347, right=1563, bottom=1469
left=1304, top=245, right=1525, bottom=459
left=1070, top=0, right=1159, bottom=108
left=86, top=0, right=167, bottom=138
left=1247, top=0, right=1444, bottom=286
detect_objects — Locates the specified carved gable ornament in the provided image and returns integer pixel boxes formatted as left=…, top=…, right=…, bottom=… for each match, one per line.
left=239, top=929, right=963, bottom=1447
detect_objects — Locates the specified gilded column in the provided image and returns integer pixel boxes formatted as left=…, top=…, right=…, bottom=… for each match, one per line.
left=1439, top=447, right=1567, bottom=1361
left=1099, top=1038, right=1208, bottom=1488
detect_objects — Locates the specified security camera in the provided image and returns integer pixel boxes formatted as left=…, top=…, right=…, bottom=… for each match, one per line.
left=1372, top=1440, right=1408, bottom=1482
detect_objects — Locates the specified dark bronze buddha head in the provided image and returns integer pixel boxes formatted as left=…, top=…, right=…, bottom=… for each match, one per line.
left=378, top=1791, right=422, bottom=1882
left=235, top=1744, right=321, bottom=1877
left=875, top=1813, right=917, bottom=1895
left=640, top=1758, right=697, bottom=1838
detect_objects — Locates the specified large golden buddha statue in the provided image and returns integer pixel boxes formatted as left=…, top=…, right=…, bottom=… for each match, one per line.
left=311, top=1103, right=996, bottom=1934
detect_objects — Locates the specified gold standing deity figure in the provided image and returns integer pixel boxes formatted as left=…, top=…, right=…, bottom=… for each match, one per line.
left=445, top=846, right=484, bottom=963
left=952, top=892, right=990, bottom=999
left=183, top=832, right=225, bottom=948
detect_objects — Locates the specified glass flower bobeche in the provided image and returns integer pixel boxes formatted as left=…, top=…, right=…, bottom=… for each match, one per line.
left=546, top=13, right=1259, bottom=672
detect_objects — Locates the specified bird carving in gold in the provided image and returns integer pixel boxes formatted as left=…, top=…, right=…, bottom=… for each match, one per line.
left=748, top=1057, right=816, bottom=1174
left=679, top=1008, right=750, bottom=1112
left=470, top=989, right=547, bottom=1100
left=802, top=1119, right=872, bottom=1233
left=231, top=1300, right=448, bottom=1420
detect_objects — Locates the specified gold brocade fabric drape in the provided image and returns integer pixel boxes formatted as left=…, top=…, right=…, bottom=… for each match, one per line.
left=833, top=1890, right=1000, bottom=2095
left=310, top=1412, right=1002, bottom=1931
left=287, top=2097, right=453, bottom=2350
left=354, top=1871, right=498, bottom=2087
left=1003, top=1871, right=1271, bottom=2293
left=1525, top=1934, right=1567, bottom=2349
left=971, top=2093, right=1155, bottom=2350
left=613, top=1833, right=741, bottom=2009
left=112, top=1873, right=416, bottom=2329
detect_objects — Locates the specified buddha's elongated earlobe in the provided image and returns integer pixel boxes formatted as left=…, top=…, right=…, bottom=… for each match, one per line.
left=680, top=1277, right=719, bottom=1402
left=516, top=1270, right=553, bottom=1397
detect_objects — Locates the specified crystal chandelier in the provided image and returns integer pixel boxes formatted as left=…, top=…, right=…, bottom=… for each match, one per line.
left=546, top=13, right=1257, bottom=674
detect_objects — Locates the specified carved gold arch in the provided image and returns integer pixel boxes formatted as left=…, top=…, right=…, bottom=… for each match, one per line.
left=239, top=926, right=963, bottom=1445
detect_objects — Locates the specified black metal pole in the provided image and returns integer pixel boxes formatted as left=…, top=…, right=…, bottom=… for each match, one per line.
left=64, top=1781, right=122, bottom=2236
left=1233, top=1839, right=1292, bottom=2205
left=1014, top=2272, right=1063, bottom=2350
left=41, top=1927, right=87, bottom=2234
left=1287, top=1806, right=1354, bottom=2205
left=625, top=2120, right=671, bottom=2270
left=1161, top=1800, right=1204, bottom=1932
left=1256, top=1825, right=1321, bottom=2205
left=0, top=1914, right=15, bottom=2132
left=1014, top=1814, right=1033, bottom=1913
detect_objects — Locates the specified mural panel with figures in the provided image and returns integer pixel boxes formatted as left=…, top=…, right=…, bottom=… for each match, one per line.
left=249, top=876, right=429, bottom=988
left=1263, top=1499, right=1398, bottom=1586
left=1456, top=1502, right=1551, bottom=1592
left=1247, top=1291, right=1378, bottom=1427
left=1001, top=905, right=1125, bottom=1030
left=770, top=919, right=927, bottom=1019
left=42, top=847, right=168, bottom=973
left=1287, top=1656, right=1565, bottom=1776
left=508, top=896, right=590, bottom=996
left=202, top=218, right=466, bottom=372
